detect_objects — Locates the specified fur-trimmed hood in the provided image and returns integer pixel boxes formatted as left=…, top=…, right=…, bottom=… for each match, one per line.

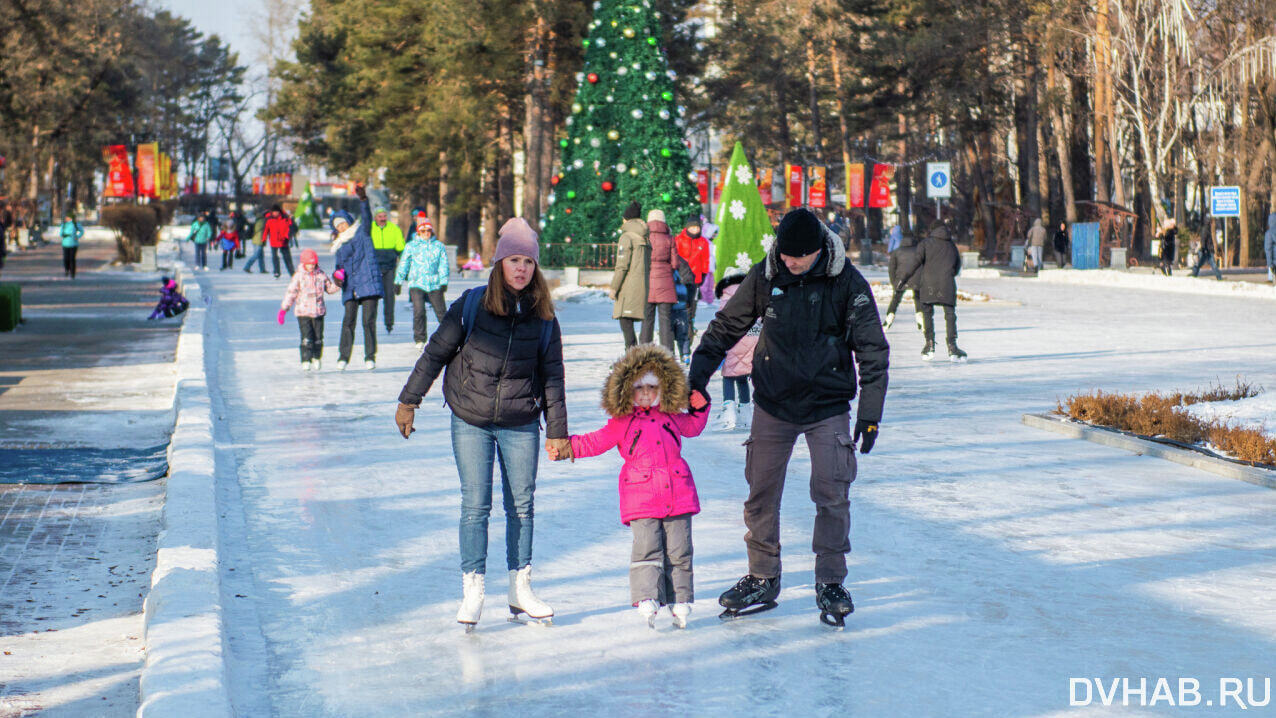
left=601, top=344, right=690, bottom=417
left=764, top=219, right=847, bottom=280
left=329, top=220, right=360, bottom=253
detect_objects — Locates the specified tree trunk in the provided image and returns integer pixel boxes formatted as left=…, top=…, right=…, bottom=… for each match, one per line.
left=482, top=145, right=500, bottom=264
left=438, top=151, right=452, bottom=244
left=897, top=113, right=911, bottom=233
left=831, top=46, right=854, bottom=214
left=1024, top=48, right=1041, bottom=217
left=28, top=124, right=41, bottom=202
left=1047, top=61, right=1078, bottom=223
left=466, top=207, right=481, bottom=262
left=498, top=109, right=516, bottom=222
left=522, top=15, right=548, bottom=225
left=805, top=39, right=823, bottom=162
left=1094, top=0, right=1111, bottom=204
left=1238, top=83, right=1251, bottom=266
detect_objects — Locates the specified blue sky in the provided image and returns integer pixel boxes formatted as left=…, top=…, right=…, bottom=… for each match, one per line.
left=158, top=0, right=259, bottom=58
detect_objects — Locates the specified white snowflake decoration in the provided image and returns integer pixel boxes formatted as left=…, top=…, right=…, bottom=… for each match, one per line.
left=734, top=163, right=753, bottom=186
left=728, top=200, right=746, bottom=221
left=735, top=252, right=752, bottom=269
left=760, top=233, right=776, bottom=252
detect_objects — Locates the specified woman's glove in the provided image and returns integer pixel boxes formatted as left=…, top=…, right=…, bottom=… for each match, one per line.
left=332, top=268, right=346, bottom=287
left=277, top=308, right=287, bottom=325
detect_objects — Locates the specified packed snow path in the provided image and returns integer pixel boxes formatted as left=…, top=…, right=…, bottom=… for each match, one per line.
left=206, top=239, right=1276, bottom=716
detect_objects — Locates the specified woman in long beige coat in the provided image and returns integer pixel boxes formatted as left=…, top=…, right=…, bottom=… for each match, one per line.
left=610, top=201, right=650, bottom=349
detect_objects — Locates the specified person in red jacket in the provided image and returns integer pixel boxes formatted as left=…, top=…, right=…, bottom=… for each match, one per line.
left=674, top=220, right=711, bottom=335
left=262, top=204, right=295, bottom=278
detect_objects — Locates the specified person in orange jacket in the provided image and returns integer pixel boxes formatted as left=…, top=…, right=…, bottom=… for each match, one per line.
left=674, top=220, right=711, bottom=334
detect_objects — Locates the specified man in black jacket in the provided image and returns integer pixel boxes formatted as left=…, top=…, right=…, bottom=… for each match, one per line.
left=883, top=232, right=922, bottom=331
left=688, top=208, right=889, bottom=623
left=896, top=225, right=966, bottom=361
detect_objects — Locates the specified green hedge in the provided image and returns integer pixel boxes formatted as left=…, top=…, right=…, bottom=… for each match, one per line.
left=0, top=283, right=21, bottom=332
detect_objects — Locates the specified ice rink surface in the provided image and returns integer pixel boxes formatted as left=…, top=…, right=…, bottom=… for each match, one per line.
left=205, top=238, right=1276, bottom=717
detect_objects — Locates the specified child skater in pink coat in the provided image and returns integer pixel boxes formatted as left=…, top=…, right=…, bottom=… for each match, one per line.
left=549, top=345, right=710, bottom=628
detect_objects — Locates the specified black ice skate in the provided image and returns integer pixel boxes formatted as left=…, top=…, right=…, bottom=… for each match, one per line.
left=718, top=575, right=780, bottom=621
left=921, top=339, right=936, bottom=361
left=815, top=582, right=854, bottom=629
left=947, top=341, right=968, bottom=363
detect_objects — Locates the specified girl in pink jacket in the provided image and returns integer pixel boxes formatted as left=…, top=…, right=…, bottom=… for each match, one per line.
left=554, top=345, right=709, bottom=628
left=713, top=264, right=760, bottom=430
left=279, top=248, right=340, bottom=371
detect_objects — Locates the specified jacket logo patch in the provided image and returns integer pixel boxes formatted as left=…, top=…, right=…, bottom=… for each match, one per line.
left=771, top=287, right=783, bottom=296
left=853, top=293, right=870, bottom=307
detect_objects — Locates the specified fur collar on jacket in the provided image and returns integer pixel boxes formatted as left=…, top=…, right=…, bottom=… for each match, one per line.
left=329, top=221, right=360, bottom=253
left=764, top=220, right=847, bottom=280
left=601, top=344, right=689, bottom=417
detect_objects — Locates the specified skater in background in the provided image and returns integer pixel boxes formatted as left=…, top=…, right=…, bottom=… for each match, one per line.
left=1025, top=218, right=1047, bottom=273
left=330, top=185, right=384, bottom=370
left=1052, top=222, right=1070, bottom=268
left=1263, top=212, right=1276, bottom=284
left=263, top=204, right=295, bottom=278
left=59, top=213, right=84, bottom=279
left=553, top=345, right=709, bottom=629
left=689, top=208, right=889, bottom=627
left=896, top=225, right=966, bottom=361
left=882, top=231, right=923, bottom=332
left=462, top=252, right=485, bottom=272
left=217, top=220, right=239, bottom=270
left=610, top=201, right=650, bottom=349
left=1157, top=219, right=1177, bottom=277
left=643, top=208, right=677, bottom=351
left=394, top=213, right=450, bottom=351
left=370, top=204, right=405, bottom=334
left=244, top=212, right=268, bottom=274
left=279, top=248, right=339, bottom=371
left=671, top=282, right=692, bottom=363
left=1190, top=218, right=1223, bottom=280
left=713, top=259, right=759, bottom=431
left=186, top=211, right=211, bottom=271
left=395, top=217, right=568, bottom=631
left=674, top=220, right=710, bottom=336
left=147, top=277, right=188, bottom=319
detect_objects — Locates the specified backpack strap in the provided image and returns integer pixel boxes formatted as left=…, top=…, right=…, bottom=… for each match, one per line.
left=461, top=287, right=485, bottom=343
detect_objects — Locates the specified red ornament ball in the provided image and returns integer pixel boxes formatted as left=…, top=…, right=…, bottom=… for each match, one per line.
left=550, top=175, right=561, bottom=186
left=564, top=208, right=573, bottom=214
left=587, top=73, right=599, bottom=84
left=601, top=181, right=614, bottom=192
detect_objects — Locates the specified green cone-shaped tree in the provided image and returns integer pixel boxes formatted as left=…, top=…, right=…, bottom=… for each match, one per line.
left=714, top=142, right=775, bottom=280
left=541, top=0, right=700, bottom=249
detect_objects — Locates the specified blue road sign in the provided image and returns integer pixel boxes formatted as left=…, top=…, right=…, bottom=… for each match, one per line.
left=1209, top=186, right=1241, bottom=217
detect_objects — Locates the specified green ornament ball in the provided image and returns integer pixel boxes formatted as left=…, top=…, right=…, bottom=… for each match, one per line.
left=582, top=39, right=590, bottom=47
left=661, top=192, right=672, bottom=202
left=660, top=147, right=672, bottom=158
left=559, top=139, right=568, bottom=148
left=661, top=91, right=674, bottom=101
left=647, top=37, right=657, bottom=46
left=566, top=190, right=577, bottom=199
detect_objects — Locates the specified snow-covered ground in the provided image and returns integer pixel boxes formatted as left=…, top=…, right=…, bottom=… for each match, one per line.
left=1186, top=393, right=1276, bottom=440
left=201, top=245, right=1276, bottom=716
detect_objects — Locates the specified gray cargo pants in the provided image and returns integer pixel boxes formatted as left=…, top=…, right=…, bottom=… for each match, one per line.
left=629, top=514, right=693, bottom=604
left=743, top=406, right=857, bottom=584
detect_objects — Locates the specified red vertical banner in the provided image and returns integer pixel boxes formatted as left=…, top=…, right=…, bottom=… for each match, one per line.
left=136, top=143, right=157, bottom=198
left=696, top=169, right=709, bottom=203
left=847, top=163, right=865, bottom=208
left=252, top=177, right=262, bottom=194
left=808, top=166, right=827, bottom=208
left=868, top=164, right=895, bottom=209
left=785, top=164, right=804, bottom=208
left=284, top=174, right=293, bottom=196
left=102, top=145, right=135, bottom=197
left=757, top=168, right=773, bottom=204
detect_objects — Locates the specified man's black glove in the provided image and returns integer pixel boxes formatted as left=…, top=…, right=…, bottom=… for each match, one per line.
left=853, top=419, right=879, bottom=454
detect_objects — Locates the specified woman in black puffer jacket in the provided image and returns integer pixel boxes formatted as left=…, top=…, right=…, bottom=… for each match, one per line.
left=395, top=218, right=568, bottom=630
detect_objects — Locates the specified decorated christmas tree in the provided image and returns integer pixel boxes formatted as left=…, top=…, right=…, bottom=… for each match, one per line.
left=295, top=181, right=322, bottom=229
left=714, top=142, right=775, bottom=280
left=541, top=0, right=700, bottom=247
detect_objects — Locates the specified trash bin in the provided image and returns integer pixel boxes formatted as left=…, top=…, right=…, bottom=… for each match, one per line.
left=1010, top=245, right=1025, bottom=268
left=961, top=251, right=980, bottom=270
left=1109, top=247, right=1127, bottom=269
left=0, top=283, right=21, bottom=332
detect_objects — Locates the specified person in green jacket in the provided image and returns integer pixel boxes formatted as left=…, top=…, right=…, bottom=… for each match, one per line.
left=60, top=214, right=84, bottom=279
left=243, top=212, right=268, bottom=274
left=187, top=211, right=213, bottom=271
left=370, top=206, right=406, bottom=333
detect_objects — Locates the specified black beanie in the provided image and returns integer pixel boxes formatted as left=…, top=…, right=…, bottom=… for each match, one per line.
left=623, top=201, right=642, bottom=220
left=776, top=208, right=824, bottom=256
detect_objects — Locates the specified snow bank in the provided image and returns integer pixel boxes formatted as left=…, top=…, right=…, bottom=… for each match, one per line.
left=869, top=282, right=993, bottom=304
left=552, top=285, right=612, bottom=304
left=1184, top=393, right=1276, bottom=439
left=138, top=262, right=234, bottom=718
left=1034, top=268, right=1276, bottom=301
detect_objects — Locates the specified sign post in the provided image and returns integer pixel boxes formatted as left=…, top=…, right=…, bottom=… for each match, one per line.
left=927, top=162, right=951, bottom=220
left=1210, top=186, right=1240, bottom=269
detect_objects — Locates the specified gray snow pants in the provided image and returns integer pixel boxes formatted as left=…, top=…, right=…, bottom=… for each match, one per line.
left=744, top=407, right=857, bottom=584
left=629, top=514, right=693, bottom=605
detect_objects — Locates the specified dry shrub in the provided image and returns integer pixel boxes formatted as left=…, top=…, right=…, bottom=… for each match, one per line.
left=101, top=204, right=163, bottom=263
left=1058, top=380, right=1273, bottom=466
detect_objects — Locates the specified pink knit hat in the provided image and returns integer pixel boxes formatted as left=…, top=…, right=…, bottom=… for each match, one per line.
left=300, top=248, right=319, bottom=265
left=492, top=218, right=540, bottom=264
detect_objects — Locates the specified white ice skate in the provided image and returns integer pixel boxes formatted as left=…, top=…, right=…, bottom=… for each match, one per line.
left=717, top=400, right=737, bottom=431
left=415, top=341, right=425, bottom=352
left=881, top=312, right=895, bottom=329
left=508, top=566, right=553, bottom=625
left=671, top=602, right=691, bottom=629
left=638, top=599, right=660, bottom=629
left=312, top=359, right=322, bottom=371
left=737, top=402, right=753, bottom=431
left=337, top=360, right=348, bottom=371
left=914, top=312, right=924, bottom=331
left=301, top=360, right=312, bottom=372
left=365, top=359, right=376, bottom=370
left=457, top=571, right=485, bottom=633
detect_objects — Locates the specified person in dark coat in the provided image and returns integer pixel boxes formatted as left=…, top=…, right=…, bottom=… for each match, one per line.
left=331, top=185, right=385, bottom=369
left=688, top=207, right=890, bottom=620
left=896, top=224, right=965, bottom=360
left=643, top=208, right=677, bottom=350
left=1190, top=219, right=1223, bottom=280
left=1052, top=222, right=1069, bottom=268
left=882, top=233, right=922, bottom=331
left=1157, top=219, right=1177, bottom=276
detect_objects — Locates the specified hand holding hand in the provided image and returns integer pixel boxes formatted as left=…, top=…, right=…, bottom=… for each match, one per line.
left=277, top=308, right=287, bottom=325
left=853, top=419, right=879, bottom=454
left=395, top=403, right=417, bottom=439
left=545, top=437, right=573, bottom=462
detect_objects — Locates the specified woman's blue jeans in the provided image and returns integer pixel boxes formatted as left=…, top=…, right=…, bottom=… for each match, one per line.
left=451, top=414, right=540, bottom=575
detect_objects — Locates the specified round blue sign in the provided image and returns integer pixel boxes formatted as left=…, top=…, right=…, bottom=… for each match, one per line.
left=930, top=172, right=948, bottom=188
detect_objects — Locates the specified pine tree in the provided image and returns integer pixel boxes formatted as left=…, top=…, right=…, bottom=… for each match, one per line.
left=542, top=0, right=700, bottom=246
left=714, top=142, right=775, bottom=280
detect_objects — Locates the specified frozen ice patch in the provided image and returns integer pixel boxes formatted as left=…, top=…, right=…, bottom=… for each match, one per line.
left=552, top=285, right=611, bottom=304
